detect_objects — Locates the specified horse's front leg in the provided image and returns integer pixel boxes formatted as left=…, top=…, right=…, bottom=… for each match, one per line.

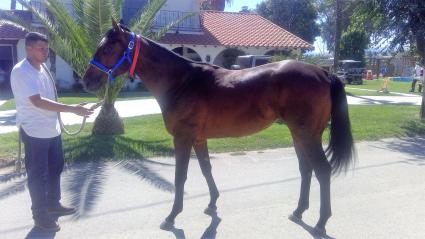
left=160, top=136, right=192, bottom=229
left=193, top=140, right=220, bottom=215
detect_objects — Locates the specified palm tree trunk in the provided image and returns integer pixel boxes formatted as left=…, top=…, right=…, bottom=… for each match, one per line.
left=92, top=103, right=124, bottom=135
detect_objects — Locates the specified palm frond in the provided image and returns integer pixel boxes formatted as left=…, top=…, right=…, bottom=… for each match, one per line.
left=43, top=0, right=91, bottom=58
left=129, top=0, right=166, bottom=35
left=82, top=0, right=114, bottom=47
left=111, top=0, right=124, bottom=22
left=72, top=0, right=85, bottom=26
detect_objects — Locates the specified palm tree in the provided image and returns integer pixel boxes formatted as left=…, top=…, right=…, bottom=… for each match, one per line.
left=2, top=0, right=193, bottom=134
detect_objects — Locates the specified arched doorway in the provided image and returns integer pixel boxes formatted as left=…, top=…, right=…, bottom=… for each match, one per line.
left=172, top=47, right=202, bottom=62
left=213, top=48, right=246, bottom=69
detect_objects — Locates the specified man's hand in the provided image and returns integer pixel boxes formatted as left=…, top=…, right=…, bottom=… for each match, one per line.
left=29, top=95, right=94, bottom=117
left=71, top=104, right=94, bottom=117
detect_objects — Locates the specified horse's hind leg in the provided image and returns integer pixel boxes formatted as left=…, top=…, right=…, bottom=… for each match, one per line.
left=161, top=136, right=192, bottom=229
left=289, top=139, right=313, bottom=222
left=193, top=140, right=220, bottom=215
left=310, top=143, right=332, bottom=235
left=289, top=130, right=332, bottom=235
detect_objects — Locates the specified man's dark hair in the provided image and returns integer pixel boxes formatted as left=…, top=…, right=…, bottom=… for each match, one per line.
left=25, top=32, right=49, bottom=46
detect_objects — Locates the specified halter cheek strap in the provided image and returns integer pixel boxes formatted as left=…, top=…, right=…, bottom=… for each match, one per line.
left=129, top=35, right=141, bottom=79
left=89, top=32, right=141, bottom=83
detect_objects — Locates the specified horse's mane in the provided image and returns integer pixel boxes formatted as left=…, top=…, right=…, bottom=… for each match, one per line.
left=113, top=24, right=222, bottom=70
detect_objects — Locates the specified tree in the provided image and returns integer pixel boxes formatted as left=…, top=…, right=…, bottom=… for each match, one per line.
left=256, top=0, right=320, bottom=44
left=2, top=0, right=192, bottom=133
left=340, top=30, right=369, bottom=64
left=350, top=0, right=425, bottom=119
left=200, top=0, right=233, bottom=11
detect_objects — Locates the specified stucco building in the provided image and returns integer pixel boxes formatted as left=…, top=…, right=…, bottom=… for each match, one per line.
left=0, top=0, right=312, bottom=91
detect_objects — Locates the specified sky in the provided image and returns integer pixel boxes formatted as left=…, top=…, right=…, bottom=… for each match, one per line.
left=224, top=0, right=263, bottom=12
left=0, top=0, right=24, bottom=10
left=0, top=0, right=325, bottom=53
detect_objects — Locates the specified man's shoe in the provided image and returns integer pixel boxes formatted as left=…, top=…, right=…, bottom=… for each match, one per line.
left=47, top=205, right=76, bottom=216
left=34, top=220, right=60, bottom=232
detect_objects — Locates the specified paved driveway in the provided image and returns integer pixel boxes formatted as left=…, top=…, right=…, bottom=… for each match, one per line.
left=0, top=136, right=424, bottom=238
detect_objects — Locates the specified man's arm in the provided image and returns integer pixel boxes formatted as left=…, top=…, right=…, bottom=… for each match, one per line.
left=29, top=94, right=93, bottom=117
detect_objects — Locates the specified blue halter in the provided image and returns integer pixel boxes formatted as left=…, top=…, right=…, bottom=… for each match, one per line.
left=89, top=32, right=136, bottom=83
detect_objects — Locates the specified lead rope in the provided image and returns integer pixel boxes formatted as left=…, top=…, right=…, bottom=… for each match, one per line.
left=15, top=65, right=107, bottom=172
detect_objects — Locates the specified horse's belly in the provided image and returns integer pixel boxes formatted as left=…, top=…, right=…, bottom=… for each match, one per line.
left=204, top=115, right=276, bottom=138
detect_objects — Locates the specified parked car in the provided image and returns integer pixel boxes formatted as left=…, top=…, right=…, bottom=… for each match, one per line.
left=336, top=60, right=366, bottom=85
left=231, top=55, right=272, bottom=70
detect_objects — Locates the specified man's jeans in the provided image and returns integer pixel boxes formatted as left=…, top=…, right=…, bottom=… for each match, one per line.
left=21, top=129, right=64, bottom=222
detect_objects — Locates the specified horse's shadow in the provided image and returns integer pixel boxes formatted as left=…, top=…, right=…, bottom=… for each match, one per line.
left=289, top=216, right=335, bottom=239
left=161, top=212, right=221, bottom=239
left=24, top=227, right=56, bottom=239
left=200, top=212, right=221, bottom=239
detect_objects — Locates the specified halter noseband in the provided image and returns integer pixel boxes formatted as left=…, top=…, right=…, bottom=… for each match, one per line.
left=89, top=32, right=140, bottom=83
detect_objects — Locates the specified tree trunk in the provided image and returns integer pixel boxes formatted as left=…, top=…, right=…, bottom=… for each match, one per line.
left=92, top=103, right=125, bottom=135
left=416, top=32, right=425, bottom=120
left=333, top=0, right=343, bottom=71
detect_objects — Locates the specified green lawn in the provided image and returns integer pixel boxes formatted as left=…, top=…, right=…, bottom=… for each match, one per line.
left=345, top=78, right=422, bottom=96
left=1, top=105, right=424, bottom=163
left=0, top=91, right=153, bottom=111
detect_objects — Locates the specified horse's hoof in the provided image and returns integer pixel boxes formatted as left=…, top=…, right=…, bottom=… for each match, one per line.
left=160, top=220, right=174, bottom=230
left=204, top=206, right=217, bottom=216
left=313, top=226, right=326, bottom=236
left=288, top=213, right=302, bottom=223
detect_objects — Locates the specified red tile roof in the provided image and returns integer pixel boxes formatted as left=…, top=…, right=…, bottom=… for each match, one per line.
left=0, top=10, right=31, bottom=39
left=159, top=11, right=312, bottom=50
left=0, top=22, right=27, bottom=39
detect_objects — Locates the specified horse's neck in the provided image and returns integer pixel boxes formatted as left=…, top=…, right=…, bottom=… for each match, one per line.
left=136, top=38, right=194, bottom=103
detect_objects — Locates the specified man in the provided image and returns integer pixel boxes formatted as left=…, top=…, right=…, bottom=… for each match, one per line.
left=410, top=63, right=423, bottom=92
left=10, top=32, right=93, bottom=232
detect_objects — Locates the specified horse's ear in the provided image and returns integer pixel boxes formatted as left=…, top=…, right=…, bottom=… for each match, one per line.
left=112, top=17, right=120, bottom=31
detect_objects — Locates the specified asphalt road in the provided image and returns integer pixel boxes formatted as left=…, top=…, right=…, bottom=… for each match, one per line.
left=0, top=136, right=424, bottom=239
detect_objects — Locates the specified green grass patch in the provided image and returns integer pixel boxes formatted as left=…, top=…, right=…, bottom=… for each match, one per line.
left=1, top=105, right=424, bottom=162
left=0, top=91, right=153, bottom=111
left=345, top=78, right=422, bottom=96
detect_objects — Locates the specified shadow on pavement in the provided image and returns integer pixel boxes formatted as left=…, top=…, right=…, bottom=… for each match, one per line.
left=24, top=227, right=56, bottom=239
left=289, top=217, right=335, bottom=239
left=0, top=172, right=27, bottom=200
left=65, top=161, right=107, bottom=219
left=63, top=135, right=174, bottom=163
left=346, top=93, right=417, bottom=105
left=0, top=114, right=16, bottom=126
left=200, top=212, right=221, bottom=239
left=162, top=226, right=186, bottom=239
left=385, top=135, right=425, bottom=166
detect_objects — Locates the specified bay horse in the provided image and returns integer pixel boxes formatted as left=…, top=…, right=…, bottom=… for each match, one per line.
left=82, top=20, right=355, bottom=236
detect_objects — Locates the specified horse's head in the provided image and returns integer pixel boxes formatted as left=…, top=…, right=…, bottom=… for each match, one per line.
left=82, top=19, right=133, bottom=92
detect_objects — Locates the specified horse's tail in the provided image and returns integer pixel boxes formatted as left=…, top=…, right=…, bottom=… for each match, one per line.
left=326, top=74, right=356, bottom=175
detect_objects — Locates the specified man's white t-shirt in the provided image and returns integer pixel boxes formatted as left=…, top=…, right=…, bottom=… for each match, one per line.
left=10, top=58, right=61, bottom=138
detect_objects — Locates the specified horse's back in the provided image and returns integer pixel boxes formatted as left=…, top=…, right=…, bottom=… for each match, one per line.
left=181, top=60, right=333, bottom=138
